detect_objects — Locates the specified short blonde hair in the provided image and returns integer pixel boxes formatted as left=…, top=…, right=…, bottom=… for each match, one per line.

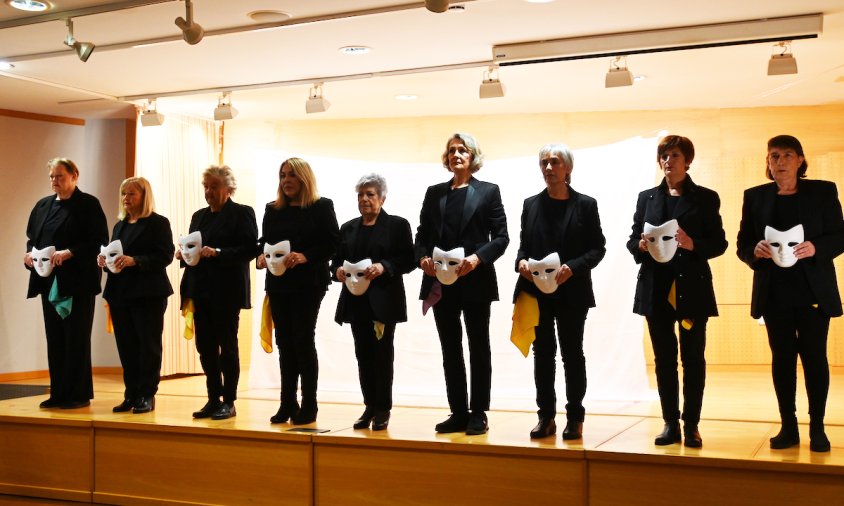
left=203, top=165, right=237, bottom=194
left=118, top=177, right=155, bottom=220
left=273, top=157, right=320, bottom=209
left=441, top=133, right=484, bottom=173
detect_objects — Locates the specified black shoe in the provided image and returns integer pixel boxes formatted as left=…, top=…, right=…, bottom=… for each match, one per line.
left=211, top=402, right=236, bottom=420
left=133, top=397, right=155, bottom=414
left=654, top=421, right=681, bottom=446
left=270, top=403, right=299, bottom=424
left=353, top=408, right=375, bottom=430
left=292, top=406, right=318, bottom=425
left=683, top=425, right=702, bottom=448
left=465, top=412, right=489, bottom=436
left=193, top=400, right=222, bottom=419
left=562, top=421, right=583, bottom=441
left=112, top=399, right=135, bottom=412
left=435, top=412, right=469, bottom=433
left=372, top=411, right=391, bottom=431
left=810, top=423, right=830, bottom=452
left=530, top=417, right=557, bottom=439
left=60, top=400, right=90, bottom=409
left=39, top=398, right=62, bottom=409
left=770, top=427, right=800, bottom=449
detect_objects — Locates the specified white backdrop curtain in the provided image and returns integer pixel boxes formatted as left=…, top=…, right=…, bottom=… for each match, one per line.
left=135, top=114, right=218, bottom=376
left=248, top=136, right=657, bottom=410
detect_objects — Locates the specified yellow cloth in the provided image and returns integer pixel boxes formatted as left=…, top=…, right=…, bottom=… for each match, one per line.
left=260, top=294, right=274, bottom=353
left=668, top=281, right=694, bottom=330
left=374, top=321, right=385, bottom=340
left=181, top=298, right=195, bottom=340
left=105, top=302, right=114, bottom=334
left=510, top=292, right=539, bottom=358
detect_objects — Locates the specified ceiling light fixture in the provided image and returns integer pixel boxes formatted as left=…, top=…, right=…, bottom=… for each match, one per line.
left=767, top=40, right=798, bottom=75
left=605, top=56, right=633, bottom=88
left=63, top=18, right=95, bottom=62
left=479, top=65, right=505, bottom=99
left=175, top=0, right=204, bottom=45
left=214, top=91, right=238, bottom=120
left=8, top=0, right=49, bottom=12
left=305, top=83, right=331, bottom=114
left=339, top=46, right=372, bottom=55
left=140, top=98, right=165, bottom=126
left=0, top=62, right=15, bottom=70
left=425, top=1, right=449, bottom=13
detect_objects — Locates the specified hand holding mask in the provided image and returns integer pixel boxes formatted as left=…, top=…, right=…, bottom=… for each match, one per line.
left=432, top=246, right=464, bottom=286
left=100, top=240, right=125, bottom=274
left=765, top=224, right=804, bottom=268
left=31, top=246, right=56, bottom=277
left=528, top=252, right=562, bottom=294
left=643, top=219, right=679, bottom=263
left=343, top=258, right=373, bottom=295
left=264, top=240, right=291, bottom=276
left=178, top=231, right=202, bottom=267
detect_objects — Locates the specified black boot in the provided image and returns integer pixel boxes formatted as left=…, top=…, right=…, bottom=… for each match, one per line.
left=810, top=420, right=830, bottom=453
left=654, top=421, right=681, bottom=446
left=770, top=416, right=800, bottom=450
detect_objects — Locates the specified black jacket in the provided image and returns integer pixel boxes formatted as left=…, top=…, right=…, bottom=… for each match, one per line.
left=102, top=212, right=174, bottom=303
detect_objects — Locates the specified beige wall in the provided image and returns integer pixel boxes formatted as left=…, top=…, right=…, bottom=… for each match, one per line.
left=0, top=113, right=127, bottom=374
left=226, top=105, right=844, bottom=366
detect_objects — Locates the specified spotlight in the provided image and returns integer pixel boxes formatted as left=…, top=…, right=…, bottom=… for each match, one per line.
left=214, top=92, right=238, bottom=121
left=479, top=66, right=505, bottom=99
left=175, top=0, right=204, bottom=45
left=605, top=56, right=633, bottom=88
left=305, top=83, right=331, bottom=114
left=140, top=99, right=165, bottom=127
left=768, top=41, right=798, bottom=76
left=63, top=18, right=95, bottom=62
left=425, top=0, right=449, bottom=13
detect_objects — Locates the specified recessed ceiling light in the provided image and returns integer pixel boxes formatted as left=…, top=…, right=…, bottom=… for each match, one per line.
left=394, top=94, right=418, bottom=101
left=447, top=5, right=466, bottom=12
left=339, top=46, right=372, bottom=55
left=633, top=75, right=647, bottom=82
left=8, top=0, right=49, bottom=11
left=247, top=10, right=291, bottom=23
left=0, top=62, right=14, bottom=70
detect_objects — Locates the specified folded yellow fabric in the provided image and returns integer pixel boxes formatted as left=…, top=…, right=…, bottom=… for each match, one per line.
left=511, top=292, right=539, bottom=358
left=260, top=294, right=274, bottom=353
left=181, top=298, right=195, bottom=340
left=374, top=321, right=385, bottom=340
left=668, top=280, right=694, bottom=330
left=105, top=302, right=114, bottom=334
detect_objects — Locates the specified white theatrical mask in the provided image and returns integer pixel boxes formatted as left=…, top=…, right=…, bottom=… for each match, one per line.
left=178, top=231, right=202, bottom=267
left=31, top=246, right=56, bottom=278
left=343, top=259, right=373, bottom=296
left=432, top=246, right=464, bottom=286
left=264, top=240, right=291, bottom=276
left=765, top=224, right=804, bottom=268
left=643, top=219, right=680, bottom=263
left=100, top=240, right=124, bottom=274
left=528, top=252, right=562, bottom=294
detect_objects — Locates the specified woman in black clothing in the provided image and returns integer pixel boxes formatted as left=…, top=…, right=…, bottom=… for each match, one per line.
left=259, top=157, right=339, bottom=425
left=737, top=135, right=844, bottom=452
left=626, top=135, right=727, bottom=448
left=331, top=174, right=414, bottom=431
left=98, top=177, right=174, bottom=414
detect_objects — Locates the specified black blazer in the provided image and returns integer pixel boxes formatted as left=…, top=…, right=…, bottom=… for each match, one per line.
left=513, top=188, right=606, bottom=308
left=626, top=176, right=727, bottom=318
left=414, top=176, right=509, bottom=302
left=26, top=187, right=108, bottom=298
left=331, top=210, right=415, bottom=324
left=179, top=199, right=258, bottom=309
left=102, top=212, right=174, bottom=303
left=737, top=179, right=844, bottom=318
left=261, top=197, right=339, bottom=294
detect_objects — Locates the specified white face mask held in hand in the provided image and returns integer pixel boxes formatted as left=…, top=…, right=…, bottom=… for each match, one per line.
left=264, top=240, right=291, bottom=276
left=529, top=252, right=562, bottom=294
left=32, top=245, right=56, bottom=277
left=178, top=231, right=202, bottom=267
left=101, top=240, right=124, bottom=274
left=343, top=258, right=373, bottom=295
left=433, top=246, right=464, bottom=286
left=765, top=224, right=804, bottom=268
left=643, top=219, right=679, bottom=263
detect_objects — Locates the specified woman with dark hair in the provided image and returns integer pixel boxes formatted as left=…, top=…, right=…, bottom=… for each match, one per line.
left=737, top=135, right=844, bottom=453
left=25, top=158, right=108, bottom=409
left=179, top=165, right=258, bottom=421
left=331, top=173, right=414, bottom=431
left=627, top=135, right=727, bottom=448
left=259, top=157, right=339, bottom=425
left=98, top=177, right=174, bottom=414
left=415, top=133, right=509, bottom=435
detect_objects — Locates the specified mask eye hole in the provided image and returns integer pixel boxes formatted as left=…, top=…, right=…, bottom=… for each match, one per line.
left=345, top=273, right=352, bottom=279
left=647, top=237, right=655, bottom=243
left=186, top=243, right=196, bottom=249
left=531, top=270, right=540, bottom=276
left=447, top=260, right=459, bottom=267
left=661, top=236, right=673, bottom=241
left=274, top=253, right=284, bottom=258
left=109, top=252, right=118, bottom=258
left=356, top=272, right=366, bottom=278
left=787, top=241, right=799, bottom=247
left=545, top=268, right=556, bottom=274
left=770, top=242, right=781, bottom=247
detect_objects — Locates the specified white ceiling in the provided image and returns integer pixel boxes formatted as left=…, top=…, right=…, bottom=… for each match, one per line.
left=1, top=0, right=844, bottom=122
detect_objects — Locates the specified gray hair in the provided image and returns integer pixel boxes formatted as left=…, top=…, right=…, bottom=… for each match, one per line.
left=441, top=132, right=484, bottom=173
left=539, top=143, right=574, bottom=184
left=355, top=173, right=388, bottom=197
left=202, top=165, right=237, bottom=194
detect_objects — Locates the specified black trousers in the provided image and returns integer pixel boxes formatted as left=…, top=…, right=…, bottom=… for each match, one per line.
left=193, top=298, right=241, bottom=404
left=432, top=285, right=492, bottom=414
left=40, top=293, right=95, bottom=403
left=645, top=299, right=708, bottom=426
left=350, top=320, right=396, bottom=413
left=269, top=291, right=324, bottom=410
left=110, top=297, right=167, bottom=399
left=763, top=305, right=830, bottom=423
left=533, top=300, right=588, bottom=421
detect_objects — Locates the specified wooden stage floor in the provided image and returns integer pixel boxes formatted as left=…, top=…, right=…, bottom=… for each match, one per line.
left=1, top=366, right=843, bottom=505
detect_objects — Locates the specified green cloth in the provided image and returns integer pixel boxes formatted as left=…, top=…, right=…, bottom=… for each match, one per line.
left=48, top=277, right=73, bottom=319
